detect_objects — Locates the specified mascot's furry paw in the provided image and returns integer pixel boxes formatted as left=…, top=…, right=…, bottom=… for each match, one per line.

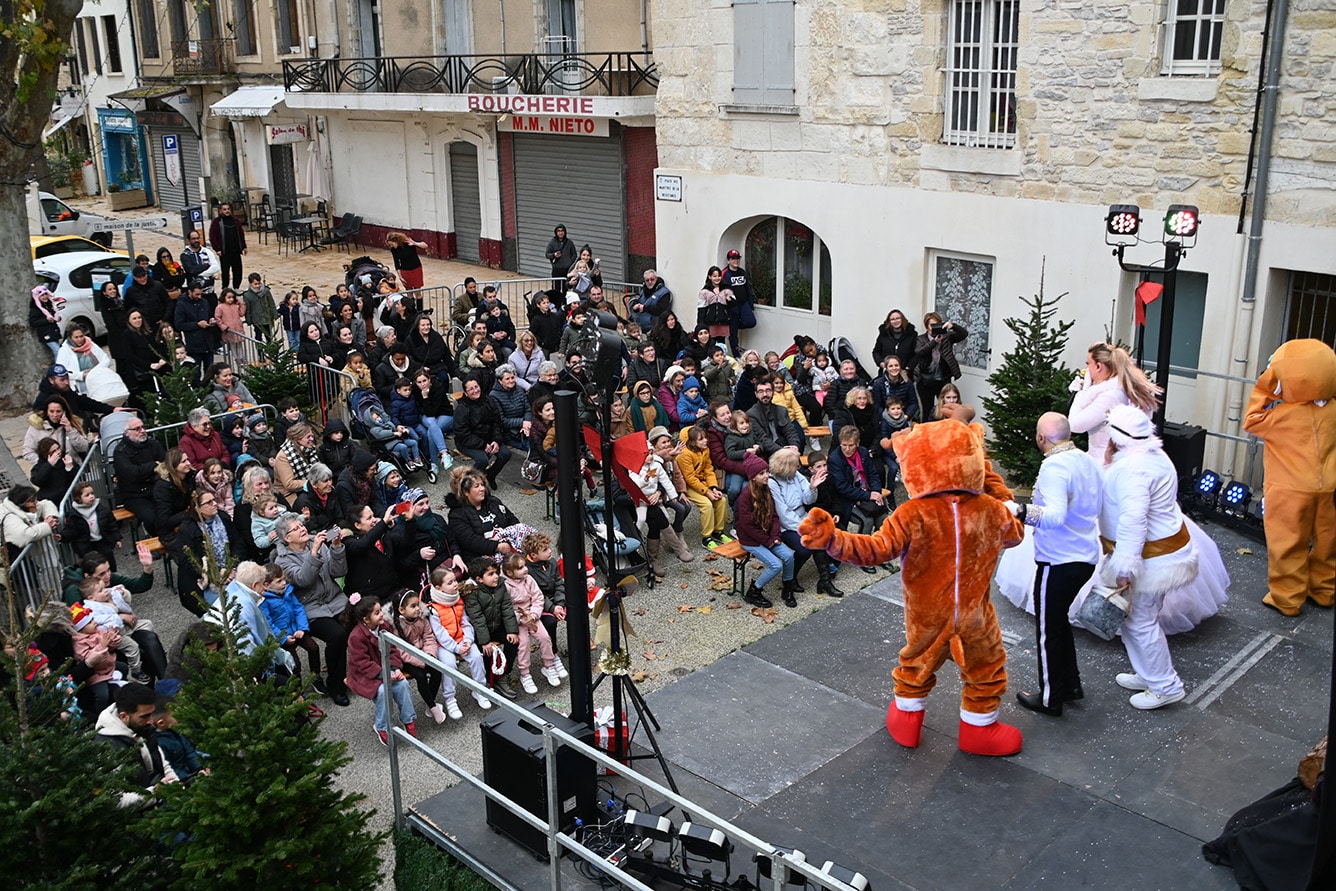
left=886, top=703, right=925, bottom=748
left=958, top=720, right=1023, bottom=757
left=799, top=508, right=837, bottom=551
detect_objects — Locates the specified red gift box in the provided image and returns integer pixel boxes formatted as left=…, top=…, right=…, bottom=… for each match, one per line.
left=593, top=707, right=629, bottom=772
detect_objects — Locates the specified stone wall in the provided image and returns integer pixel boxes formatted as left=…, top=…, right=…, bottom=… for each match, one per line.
left=654, top=0, right=1336, bottom=227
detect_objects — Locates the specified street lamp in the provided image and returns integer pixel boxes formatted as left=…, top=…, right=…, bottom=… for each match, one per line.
left=1104, top=203, right=1200, bottom=430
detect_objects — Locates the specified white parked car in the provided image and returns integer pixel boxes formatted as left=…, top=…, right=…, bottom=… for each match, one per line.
left=33, top=250, right=132, bottom=339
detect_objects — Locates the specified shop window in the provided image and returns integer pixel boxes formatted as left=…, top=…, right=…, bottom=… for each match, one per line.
left=943, top=0, right=1019, bottom=149
left=1140, top=271, right=1207, bottom=379
left=139, top=0, right=160, bottom=58
left=743, top=217, right=831, bottom=316
left=1284, top=271, right=1336, bottom=350
left=929, top=251, right=993, bottom=369
left=733, top=0, right=795, bottom=107
left=1162, top=0, right=1225, bottom=76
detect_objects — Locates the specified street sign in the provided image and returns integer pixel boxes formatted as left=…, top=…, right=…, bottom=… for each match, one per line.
left=91, top=216, right=171, bottom=233
left=163, top=134, right=181, bottom=186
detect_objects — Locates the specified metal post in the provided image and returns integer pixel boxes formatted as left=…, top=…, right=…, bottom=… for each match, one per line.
left=381, top=631, right=406, bottom=832
left=554, top=389, right=593, bottom=726
left=543, top=731, right=564, bottom=890
left=1152, top=242, right=1182, bottom=430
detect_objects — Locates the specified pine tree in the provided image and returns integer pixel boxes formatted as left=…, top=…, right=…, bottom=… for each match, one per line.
left=143, top=556, right=385, bottom=887
left=981, top=262, right=1076, bottom=489
left=239, top=337, right=316, bottom=418
left=142, top=343, right=213, bottom=428
left=0, top=548, right=165, bottom=889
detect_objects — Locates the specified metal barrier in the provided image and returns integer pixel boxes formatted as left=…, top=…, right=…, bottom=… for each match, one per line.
left=379, top=631, right=863, bottom=891
left=408, top=277, right=643, bottom=329
left=4, top=536, right=67, bottom=625
left=306, top=363, right=358, bottom=429
left=220, top=329, right=273, bottom=369
left=125, top=404, right=281, bottom=460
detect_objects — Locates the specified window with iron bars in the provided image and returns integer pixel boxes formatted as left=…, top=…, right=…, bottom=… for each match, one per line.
left=942, top=0, right=1019, bottom=149
left=1162, top=0, right=1225, bottom=76
left=1285, top=271, right=1336, bottom=350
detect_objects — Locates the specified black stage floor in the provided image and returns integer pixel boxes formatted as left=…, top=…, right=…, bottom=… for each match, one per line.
left=412, top=523, right=1332, bottom=889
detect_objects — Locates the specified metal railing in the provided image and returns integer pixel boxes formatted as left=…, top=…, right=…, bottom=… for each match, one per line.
left=306, top=363, right=358, bottom=429
left=379, top=631, right=863, bottom=891
left=4, top=536, right=67, bottom=625
left=1145, top=361, right=1266, bottom=489
left=424, top=277, right=640, bottom=332
left=283, top=51, right=657, bottom=96
left=221, top=328, right=275, bottom=369
left=171, top=38, right=236, bottom=76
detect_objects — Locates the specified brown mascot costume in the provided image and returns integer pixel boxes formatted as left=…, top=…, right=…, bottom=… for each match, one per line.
left=800, top=407, right=1025, bottom=756
left=1242, top=338, right=1336, bottom=616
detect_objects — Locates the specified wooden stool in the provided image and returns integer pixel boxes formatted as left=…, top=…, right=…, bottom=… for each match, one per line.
left=709, top=539, right=750, bottom=597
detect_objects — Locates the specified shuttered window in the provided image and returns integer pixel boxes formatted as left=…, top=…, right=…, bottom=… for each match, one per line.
left=733, top=0, right=795, bottom=107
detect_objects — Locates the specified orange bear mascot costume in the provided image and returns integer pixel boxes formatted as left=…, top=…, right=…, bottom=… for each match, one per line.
left=800, top=412, right=1025, bottom=756
left=1242, top=338, right=1336, bottom=616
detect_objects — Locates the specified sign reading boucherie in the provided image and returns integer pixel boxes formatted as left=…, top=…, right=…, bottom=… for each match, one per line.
left=467, top=95, right=597, bottom=114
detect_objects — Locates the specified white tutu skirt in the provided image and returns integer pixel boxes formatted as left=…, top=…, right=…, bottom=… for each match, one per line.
left=994, top=517, right=1230, bottom=635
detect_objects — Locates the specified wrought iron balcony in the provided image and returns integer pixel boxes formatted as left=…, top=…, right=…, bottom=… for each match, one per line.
left=171, top=38, right=235, bottom=76
left=282, top=51, right=657, bottom=96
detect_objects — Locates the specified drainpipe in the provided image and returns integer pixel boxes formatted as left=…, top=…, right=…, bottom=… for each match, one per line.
left=499, top=0, right=506, bottom=56
left=641, top=0, right=649, bottom=57
left=1224, top=0, right=1288, bottom=472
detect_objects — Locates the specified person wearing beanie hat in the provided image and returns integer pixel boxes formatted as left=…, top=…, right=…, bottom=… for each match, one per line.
left=658, top=365, right=688, bottom=427
left=1099, top=402, right=1194, bottom=710
left=70, top=602, right=117, bottom=712
left=24, top=643, right=51, bottom=682
left=733, top=452, right=793, bottom=607
left=333, top=449, right=386, bottom=527
left=677, top=375, right=710, bottom=425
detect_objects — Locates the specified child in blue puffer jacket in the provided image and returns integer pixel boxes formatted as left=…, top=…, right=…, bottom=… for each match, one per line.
left=259, top=563, right=324, bottom=685
left=390, top=378, right=437, bottom=474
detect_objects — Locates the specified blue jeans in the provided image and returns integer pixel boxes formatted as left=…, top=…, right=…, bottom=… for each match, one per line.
left=373, top=678, right=417, bottom=732
left=285, top=329, right=300, bottom=348
left=743, top=542, right=795, bottom=589
left=414, top=421, right=447, bottom=460
left=723, top=472, right=745, bottom=504
left=389, top=438, right=419, bottom=464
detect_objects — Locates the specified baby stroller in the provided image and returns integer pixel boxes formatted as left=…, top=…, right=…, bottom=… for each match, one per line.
left=585, top=494, right=652, bottom=588
left=345, top=255, right=392, bottom=297
left=827, top=335, right=874, bottom=382
left=347, top=387, right=432, bottom=482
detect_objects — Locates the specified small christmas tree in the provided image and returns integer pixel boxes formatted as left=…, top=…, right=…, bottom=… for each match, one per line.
left=240, top=337, right=316, bottom=419
left=144, top=553, right=385, bottom=887
left=142, top=336, right=213, bottom=427
left=981, top=262, right=1076, bottom=489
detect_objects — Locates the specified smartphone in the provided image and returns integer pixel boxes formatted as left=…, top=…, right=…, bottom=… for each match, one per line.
left=394, top=501, right=412, bottom=516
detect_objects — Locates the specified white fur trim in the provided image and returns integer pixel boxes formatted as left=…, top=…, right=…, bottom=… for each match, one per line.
left=895, top=696, right=925, bottom=713
left=1098, top=543, right=1198, bottom=596
left=960, top=709, right=997, bottom=726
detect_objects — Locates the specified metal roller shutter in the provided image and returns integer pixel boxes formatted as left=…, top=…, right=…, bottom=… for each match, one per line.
left=449, top=142, right=482, bottom=262
left=512, top=132, right=625, bottom=282
left=147, top=128, right=203, bottom=212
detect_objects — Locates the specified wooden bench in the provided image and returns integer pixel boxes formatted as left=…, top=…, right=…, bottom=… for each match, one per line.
left=709, top=539, right=750, bottom=597
left=113, top=507, right=136, bottom=523
left=804, top=426, right=830, bottom=439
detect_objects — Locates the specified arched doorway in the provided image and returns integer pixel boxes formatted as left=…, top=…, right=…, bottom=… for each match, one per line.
left=732, top=216, right=832, bottom=351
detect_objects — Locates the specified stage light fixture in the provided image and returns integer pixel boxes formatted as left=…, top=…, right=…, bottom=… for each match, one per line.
left=820, top=860, right=873, bottom=891
left=1164, top=204, right=1200, bottom=241
left=678, top=821, right=732, bottom=863
left=755, top=845, right=809, bottom=886
left=1105, top=204, right=1141, bottom=245
left=1196, top=469, right=1221, bottom=500
left=1221, top=480, right=1252, bottom=515
left=624, top=810, right=674, bottom=844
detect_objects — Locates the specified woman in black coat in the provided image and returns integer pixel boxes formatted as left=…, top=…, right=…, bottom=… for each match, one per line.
left=31, top=437, right=78, bottom=504
left=527, top=292, right=564, bottom=357
left=174, top=489, right=239, bottom=616
left=405, top=314, right=452, bottom=380
left=343, top=504, right=400, bottom=603
left=123, top=309, right=168, bottom=391
left=452, top=374, right=512, bottom=486
left=29, top=284, right=63, bottom=359
left=153, top=448, right=196, bottom=551
left=871, top=309, right=919, bottom=371
left=446, top=467, right=522, bottom=563
left=912, top=313, right=968, bottom=410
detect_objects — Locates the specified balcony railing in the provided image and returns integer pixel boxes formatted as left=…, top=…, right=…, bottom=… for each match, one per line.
left=282, top=51, right=657, bottom=96
left=171, top=38, right=235, bottom=76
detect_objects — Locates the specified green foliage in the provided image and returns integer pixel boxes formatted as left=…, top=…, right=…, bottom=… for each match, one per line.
left=1, top=1, right=75, bottom=104
left=142, top=585, right=384, bottom=888
left=982, top=263, right=1076, bottom=489
left=394, top=830, right=491, bottom=890
left=142, top=346, right=212, bottom=428
left=240, top=337, right=315, bottom=418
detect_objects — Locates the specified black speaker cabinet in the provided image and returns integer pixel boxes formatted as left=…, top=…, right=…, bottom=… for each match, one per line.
left=481, top=703, right=596, bottom=860
left=1162, top=421, right=1207, bottom=484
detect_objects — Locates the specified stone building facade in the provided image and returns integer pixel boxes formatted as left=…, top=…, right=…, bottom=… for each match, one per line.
left=651, top=0, right=1336, bottom=478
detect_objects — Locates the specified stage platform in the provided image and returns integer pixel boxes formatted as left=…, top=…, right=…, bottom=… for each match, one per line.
left=411, top=523, right=1332, bottom=889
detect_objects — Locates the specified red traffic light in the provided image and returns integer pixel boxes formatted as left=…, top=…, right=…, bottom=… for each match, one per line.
left=1164, top=205, right=1200, bottom=238
left=1106, top=204, right=1141, bottom=237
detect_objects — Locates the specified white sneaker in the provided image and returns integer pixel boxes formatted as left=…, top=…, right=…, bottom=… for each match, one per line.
left=429, top=703, right=447, bottom=724
left=445, top=698, right=463, bottom=720
left=1129, top=688, right=1186, bottom=710
left=1116, top=672, right=1149, bottom=691
left=473, top=693, right=492, bottom=710
left=520, top=675, right=539, bottom=694
left=541, top=666, right=562, bottom=687
left=552, top=657, right=568, bottom=679
left=809, top=436, right=823, bottom=452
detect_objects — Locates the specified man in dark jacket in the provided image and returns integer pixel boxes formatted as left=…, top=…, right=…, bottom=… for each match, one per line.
left=32, top=364, right=121, bottom=426
left=720, top=250, right=752, bottom=356
left=207, top=202, right=248, bottom=290
left=95, top=683, right=179, bottom=803
left=113, top=417, right=167, bottom=533
left=631, top=270, right=672, bottom=331
left=175, top=284, right=216, bottom=378
left=544, top=225, right=576, bottom=291
left=626, top=341, right=668, bottom=393
left=454, top=376, right=513, bottom=487
left=747, top=376, right=802, bottom=453
left=123, top=265, right=171, bottom=330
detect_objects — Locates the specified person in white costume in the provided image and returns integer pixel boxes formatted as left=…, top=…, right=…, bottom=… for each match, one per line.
left=1100, top=404, right=1195, bottom=709
left=995, top=343, right=1229, bottom=634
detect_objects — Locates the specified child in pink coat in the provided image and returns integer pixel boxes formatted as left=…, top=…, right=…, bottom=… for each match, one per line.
left=501, top=553, right=559, bottom=694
